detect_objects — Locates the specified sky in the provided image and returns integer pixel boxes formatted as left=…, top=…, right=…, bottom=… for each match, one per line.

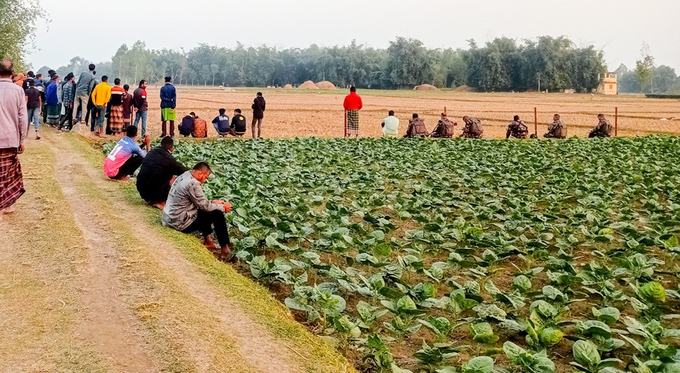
left=27, top=0, right=680, bottom=72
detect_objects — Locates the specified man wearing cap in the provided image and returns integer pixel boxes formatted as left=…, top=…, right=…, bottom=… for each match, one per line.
left=58, top=73, right=76, bottom=130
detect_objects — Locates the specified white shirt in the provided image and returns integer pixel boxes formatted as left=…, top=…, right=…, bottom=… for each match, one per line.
left=382, top=116, right=399, bottom=136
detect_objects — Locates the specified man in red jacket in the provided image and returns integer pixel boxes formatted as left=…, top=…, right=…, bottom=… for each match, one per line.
left=343, top=86, right=363, bottom=138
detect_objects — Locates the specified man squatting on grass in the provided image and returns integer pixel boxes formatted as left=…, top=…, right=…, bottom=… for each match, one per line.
left=136, top=136, right=187, bottom=209
left=162, top=162, right=234, bottom=260
left=103, top=126, right=151, bottom=181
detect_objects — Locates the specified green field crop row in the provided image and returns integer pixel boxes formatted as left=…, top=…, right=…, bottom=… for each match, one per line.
left=164, top=137, right=680, bottom=373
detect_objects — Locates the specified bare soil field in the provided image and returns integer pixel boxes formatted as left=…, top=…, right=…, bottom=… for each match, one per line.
left=136, top=86, right=680, bottom=139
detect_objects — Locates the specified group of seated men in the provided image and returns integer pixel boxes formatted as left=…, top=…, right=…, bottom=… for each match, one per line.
left=104, top=127, right=233, bottom=260
left=176, top=109, right=248, bottom=138
left=389, top=110, right=613, bottom=139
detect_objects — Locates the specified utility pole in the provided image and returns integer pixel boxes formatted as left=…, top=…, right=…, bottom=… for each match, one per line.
left=537, top=73, right=541, bottom=92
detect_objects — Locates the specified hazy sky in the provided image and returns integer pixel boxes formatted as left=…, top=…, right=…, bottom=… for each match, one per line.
left=28, top=0, right=680, bottom=72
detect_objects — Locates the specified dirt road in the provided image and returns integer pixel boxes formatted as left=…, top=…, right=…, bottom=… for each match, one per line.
left=0, top=129, right=353, bottom=373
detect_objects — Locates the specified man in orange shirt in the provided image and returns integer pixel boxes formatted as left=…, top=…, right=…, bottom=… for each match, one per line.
left=342, top=86, right=363, bottom=138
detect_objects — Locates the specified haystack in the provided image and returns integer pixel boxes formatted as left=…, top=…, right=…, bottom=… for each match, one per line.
left=299, top=80, right=319, bottom=89
left=315, top=81, right=336, bottom=90
left=283, top=84, right=293, bottom=89
left=414, top=84, right=439, bottom=91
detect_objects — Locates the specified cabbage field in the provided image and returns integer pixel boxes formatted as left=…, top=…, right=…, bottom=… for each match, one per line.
left=170, top=136, right=680, bottom=373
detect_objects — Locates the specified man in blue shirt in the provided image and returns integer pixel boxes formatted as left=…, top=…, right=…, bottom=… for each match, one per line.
left=103, top=126, right=151, bottom=181
left=160, top=76, right=176, bottom=137
left=211, top=108, right=230, bottom=136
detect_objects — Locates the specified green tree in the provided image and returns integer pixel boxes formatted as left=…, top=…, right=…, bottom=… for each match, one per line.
left=386, top=37, right=433, bottom=88
left=635, top=42, right=655, bottom=93
left=0, top=0, right=46, bottom=70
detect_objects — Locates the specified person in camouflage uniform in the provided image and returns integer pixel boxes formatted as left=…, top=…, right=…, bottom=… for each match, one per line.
left=544, top=114, right=567, bottom=139
left=430, top=112, right=456, bottom=138
left=460, top=116, right=483, bottom=138
left=404, top=113, right=428, bottom=138
left=506, top=115, right=529, bottom=139
left=589, top=114, right=613, bottom=138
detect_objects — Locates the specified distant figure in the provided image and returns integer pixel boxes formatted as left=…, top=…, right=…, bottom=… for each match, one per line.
left=162, top=162, right=233, bottom=261
left=22, top=71, right=35, bottom=90
left=231, top=109, right=247, bottom=136
left=212, top=108, right=231, bottom=137
left=251, top=92, right=266, bottom=138
left=73, top=63, right=96, bottom=124
left=589, top=114, right=613, bottom=138
left=430, top=112, right=456, bottom=138
left=91, top=75, right=111, bottom=137
left=103, top=126, right=150, bottom=181
left=0, top=59, right=29, bottom=218
left=192, top=113, right=208, bottom=138
left=544, top=114, right=567, bottom=139
left=45, top=75, right=61, bottom=126
left=381, top=110, right=399, bottom=137
left=25, top=79, right=42, bottom=139
left=404, top=113, right=428, bottom=138
left=133, top=80, right=149, bottom=136
left=460, top=116, right=483, bottom=138
left=122, top=84, right=133, bottom=131
left=506, top=115, right=529, bottom=139
left=58, top=73, right=76, bottom=131
left=178, top=112, right=196, bottom=137
left=343, top=86, right=363, bottom=138
left=108, top=78, right=125, bottom=135
left=136, top=136, right=187, bottom=209
left=13, top=73, right=25, bottom=88
left=160, top=76, right=177, bottom=137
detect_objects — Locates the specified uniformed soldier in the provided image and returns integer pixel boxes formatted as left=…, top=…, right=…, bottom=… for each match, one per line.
left=544, top=114, right=567, bottom=139
left=589, top=114, right=613, bottom=138
left=460, top=116, right=483, bottom=138
left=404, top=113, right=428, bottom=138
left=430, top=112, right=456, bottom=138
left=506, top=115, right=529, bottom=139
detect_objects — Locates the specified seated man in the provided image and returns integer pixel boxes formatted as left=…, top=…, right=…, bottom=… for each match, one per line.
left=506, top=115, right=529, bottom=139
left=381, top=110, right=399, bottom=137
left=103, top=126, right=150, bottom=181
left=136, top=136, right=187, bottom=209
left=231, top=109, right=247, bottom=136
left=192, top=114, right=208, bottom=138
left=212, top=108, right=231, bottom=137
left=544, top=114, right=567, bottom=139
left=589, top=114, right=613, bottom=138
left=162, top=162, right=233, bottom=260
left=404, top=113, right=428, bottom=138
left=178, top=112, right=195, bottom=137
left=460, top=116, right=483, bottom=138
left=430, top=112, right=456, bottom=138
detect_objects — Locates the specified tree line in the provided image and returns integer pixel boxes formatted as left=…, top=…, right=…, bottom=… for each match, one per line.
left=33, top=37, right=679, bottom=94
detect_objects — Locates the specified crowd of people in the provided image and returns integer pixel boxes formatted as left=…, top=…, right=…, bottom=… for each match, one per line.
left=345, top=87, right=615, bottom=139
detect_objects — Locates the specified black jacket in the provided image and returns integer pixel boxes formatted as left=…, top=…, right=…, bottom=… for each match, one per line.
left=251, top=96, right=266, bottom=119
left=136, top=147, right=187, bottom=202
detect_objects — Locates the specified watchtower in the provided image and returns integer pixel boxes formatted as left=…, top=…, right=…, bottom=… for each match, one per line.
left=599, top=72, right=618, bottom=95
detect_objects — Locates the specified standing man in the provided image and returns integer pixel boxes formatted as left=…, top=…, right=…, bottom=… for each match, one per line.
left=381, top=110, right=399, bottom=137
left=108, top=78, right=125, bottom=135
left=133, top=80, right=148, bottom=136
left=0, top=60, right=29, bottom=218
left=506, top=115, right=529, bottom=139
left=160, top=76, right=176, bottom=138
left=91, top=76, right=111, bottom=137
left=251, top=92, right=265, bottom=138
left=589, top=114, right=613, bottom=138
left=343, top=86, right=363, bottom=138
left=45, top=75, right=61, bottom=126
left=544, top=114, right=567, bottom=139
left=73, top=63, right=96, bottom=125
left=25, top=79, right=42, bottom=140
left=58, top=73, right=76, bottom=131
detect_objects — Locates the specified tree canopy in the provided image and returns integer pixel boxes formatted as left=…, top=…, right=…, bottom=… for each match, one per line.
left=0, top=0, right=45, bottom=70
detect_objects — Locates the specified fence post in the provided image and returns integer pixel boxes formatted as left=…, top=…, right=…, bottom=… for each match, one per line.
left=444, top=106, right=447, bottom=115
left=615, top=107, right=618, bottom=136
left=534, top=107, right=538, bottom=136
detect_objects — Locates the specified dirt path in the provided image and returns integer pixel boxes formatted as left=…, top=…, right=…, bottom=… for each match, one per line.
left=44, top=129, right=306, bottom=373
